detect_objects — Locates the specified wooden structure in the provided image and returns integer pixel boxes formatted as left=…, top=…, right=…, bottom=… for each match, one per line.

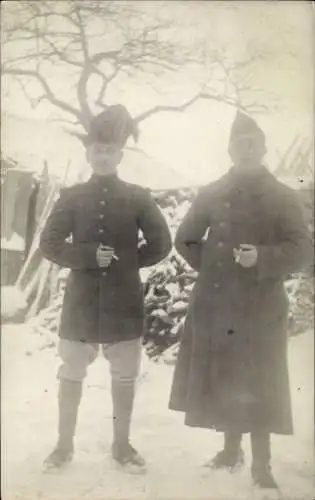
left=275, top=135, right=313, bottom=182
left=1, top=159, right=36, bottom=285
left=1, top=157, right=56, bottom=286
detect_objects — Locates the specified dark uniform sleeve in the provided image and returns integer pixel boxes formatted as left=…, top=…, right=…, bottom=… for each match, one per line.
left=137, top=188, right=172, bottom=267
left=256, top=189, right=313, bottom=279
left=39, top=189, right=99, bottom=270
left=174, top=189, right=210, bottom=271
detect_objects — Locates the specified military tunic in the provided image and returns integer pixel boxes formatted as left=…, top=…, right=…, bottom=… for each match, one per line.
left=40, top=174, right=172, bottom=344
left=169, top=166, right=313, bottom=435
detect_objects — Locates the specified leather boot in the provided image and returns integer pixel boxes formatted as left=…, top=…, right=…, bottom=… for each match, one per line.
left=251, top=431, right=278, bottom=489
left=111, top=379, right=145, bottom=469
left=205, top=431, right=244, bottom=472
left=43, top=379, right=82, bottom=470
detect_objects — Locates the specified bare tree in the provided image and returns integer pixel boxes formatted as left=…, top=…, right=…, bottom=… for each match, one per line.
left=2, top=0, right=276, bottom=143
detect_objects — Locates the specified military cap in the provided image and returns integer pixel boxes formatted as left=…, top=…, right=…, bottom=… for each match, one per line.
left=230, top=110, right=265, bottom=144
left=85, top=104, right=139, bottom=147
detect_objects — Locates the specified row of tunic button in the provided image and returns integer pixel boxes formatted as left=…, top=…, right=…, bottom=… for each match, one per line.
left=212, top=201, right=230, bottom=289
left=99, top=188, right=108, bottom=277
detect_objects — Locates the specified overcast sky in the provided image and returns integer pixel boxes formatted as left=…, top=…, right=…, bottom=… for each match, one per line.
left=2, top=1, right=313, bottom=188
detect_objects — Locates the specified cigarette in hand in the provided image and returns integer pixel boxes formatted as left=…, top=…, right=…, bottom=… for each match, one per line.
left=233, top=247, right=241, bottom=263
left=100, top=244, right=119, bottom=261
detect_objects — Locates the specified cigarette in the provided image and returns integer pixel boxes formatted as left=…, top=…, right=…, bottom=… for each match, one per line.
left=235, top=255, right=240, bottom=263
left=100, top=245, right=119, bottom=260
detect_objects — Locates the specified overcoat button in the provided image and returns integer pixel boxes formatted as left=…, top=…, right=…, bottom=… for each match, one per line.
left=219, top=222, right=226, bottom=228
left=99, top=229, right=104, bottom=234
left=102, top=272, right=107, bottom=277
left=100, top=200, right=106, bottom=206
left=99, top=214, right=104, bottom=219
left=217, top=241, right=224, bottom=248
left=213, top=283, right=220, bottom=289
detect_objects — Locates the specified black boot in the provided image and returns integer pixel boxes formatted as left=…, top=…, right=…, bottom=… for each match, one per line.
left=251, top=432, right=278, bottom=489
left=43, top=379, right=82, bottom=470
left=111, top=380, right=145, bottom=470
left=205, top=431, right=244, bottom=472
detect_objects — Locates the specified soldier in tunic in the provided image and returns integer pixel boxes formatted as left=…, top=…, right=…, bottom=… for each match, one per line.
left=40, top=105, right=172, bottom=471
left=169, top=111, right=312, bottom=489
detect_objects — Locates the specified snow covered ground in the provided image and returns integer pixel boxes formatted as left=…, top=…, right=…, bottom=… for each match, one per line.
left=1, top=325, right=314, bottom=500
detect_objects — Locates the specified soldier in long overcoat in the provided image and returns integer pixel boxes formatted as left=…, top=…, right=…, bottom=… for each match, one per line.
left=169, top=112, right=312, bottom=488
left=40, top=105, right=172, bottom=471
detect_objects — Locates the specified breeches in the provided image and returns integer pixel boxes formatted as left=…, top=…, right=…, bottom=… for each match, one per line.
left=57, top=337, right=142, bottom=384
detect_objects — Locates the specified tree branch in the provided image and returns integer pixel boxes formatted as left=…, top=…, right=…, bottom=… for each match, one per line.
left=95, top=74, right=109, bottom=108
left=91, top=50, right=121, bottom=65
left=25, top=9, right=81, bottom=31
left=41, top=36, right=83, bottom=67
left=2, top=1, right=274, bottom=138
left=3, top=67, right=83, bottom=123
left=94, top=63, right=122, bottom=109
left=90, top=23, right=180, bottom=69
left=74, top=5, right=92, bottom=126
left=13, top=76, right=38, bottom=109
left=2, top=47, right=81, bottom=68
left=134, top=91, right=247, bottom=123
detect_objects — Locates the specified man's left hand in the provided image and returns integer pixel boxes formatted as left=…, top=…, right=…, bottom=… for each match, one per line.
left=233, top=244, right=258, bottom=268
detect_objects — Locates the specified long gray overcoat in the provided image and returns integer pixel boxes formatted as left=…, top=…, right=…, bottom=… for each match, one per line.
left=40, top=174, right=172, bottom=344
left=169, top=166, right=312, bottom=434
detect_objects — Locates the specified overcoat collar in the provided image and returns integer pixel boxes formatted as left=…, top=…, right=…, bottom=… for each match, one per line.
left=227, top=164, right=273, bottom=189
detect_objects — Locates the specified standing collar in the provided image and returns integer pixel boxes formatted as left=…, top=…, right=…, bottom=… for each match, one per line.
left=88, top=173, right=120, bottom=187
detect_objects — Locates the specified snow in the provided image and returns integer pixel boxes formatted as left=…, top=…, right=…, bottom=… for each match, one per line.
left=1, top=287, right=27, bottom=319
left=1, top=326, right=314, bottom=500
left=1, top=233, right=25, bottom=252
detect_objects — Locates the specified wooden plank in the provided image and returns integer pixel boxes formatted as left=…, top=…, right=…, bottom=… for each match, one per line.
left=274, top=135, right=300, bottom=176
left=288, top=138, right=308, bottom=173
left=1, top=168, right=35, bottom=242
left=16, top=183, right=58, bottom=289
left=35, top=161, right=50, bottom=226
left=295, top=142, right=312, bottom=177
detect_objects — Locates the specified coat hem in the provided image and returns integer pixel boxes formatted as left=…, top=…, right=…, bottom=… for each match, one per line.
left=58, top=331, right=143, bottom=344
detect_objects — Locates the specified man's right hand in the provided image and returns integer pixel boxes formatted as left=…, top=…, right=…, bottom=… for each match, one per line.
left=96, top=244, right=115, bottom=268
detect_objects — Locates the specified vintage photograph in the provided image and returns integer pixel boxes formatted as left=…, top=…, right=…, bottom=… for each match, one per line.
left=1, top=1, right=314, bottom=499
